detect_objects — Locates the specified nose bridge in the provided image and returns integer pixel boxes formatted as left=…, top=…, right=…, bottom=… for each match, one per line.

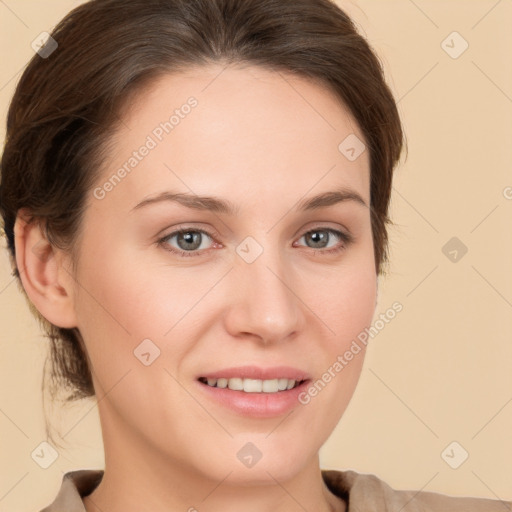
left=228, top=235, right=303, bottom=342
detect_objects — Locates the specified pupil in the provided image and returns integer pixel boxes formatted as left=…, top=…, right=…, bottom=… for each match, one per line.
left=308, top=231, right=327, bottom=248
left=179, top=231, right=201, bottom=250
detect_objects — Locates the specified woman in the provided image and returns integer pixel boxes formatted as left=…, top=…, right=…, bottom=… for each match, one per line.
left=0, top=0, right=509, bottom=510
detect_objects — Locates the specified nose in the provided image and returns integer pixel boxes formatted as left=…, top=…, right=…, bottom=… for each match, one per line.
left=223, top=243, right=306, bottom=345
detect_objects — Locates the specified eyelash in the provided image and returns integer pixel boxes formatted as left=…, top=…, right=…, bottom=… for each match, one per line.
left=157, top=226, right=354, bottom=258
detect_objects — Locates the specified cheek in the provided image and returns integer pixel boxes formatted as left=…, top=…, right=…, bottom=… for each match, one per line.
left=71, top=247, right=163, bottom=384
left=71, top=250, right=202, bottom=434
left=298, top=252, right=376, bottom=419
left=295, top=270, right=375, bottom=444
left=328, top=267, right=377, bottom=341
left=74, top=240, right=200, bottom=335
left=308, top=250, right=377, bottom=353
left=71, top=243, right=224, bottom=387
left=318, top=267, right=375, bottom=382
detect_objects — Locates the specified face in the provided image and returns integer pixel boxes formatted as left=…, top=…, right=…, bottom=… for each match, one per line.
left=67, top=64, right=377, bottom=484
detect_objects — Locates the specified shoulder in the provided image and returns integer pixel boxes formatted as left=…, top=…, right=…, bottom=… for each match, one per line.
left=322, top=469, right=511, bottom=511
left=39, top=469, right=104, bottom=512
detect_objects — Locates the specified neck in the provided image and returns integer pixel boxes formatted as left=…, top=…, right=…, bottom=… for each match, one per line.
left=82, top=411, right=345, bottom=512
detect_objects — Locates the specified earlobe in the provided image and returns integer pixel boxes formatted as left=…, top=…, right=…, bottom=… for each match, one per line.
left=14, top=210, right=78, bottom=328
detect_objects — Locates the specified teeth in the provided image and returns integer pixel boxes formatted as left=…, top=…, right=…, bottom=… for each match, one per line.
left=217, top=378, right=228, bottom=388
left=244, top=378, right=262, bottom=393
left=286, top=379, right=296, bottom=390
left=278, top=378, right=288, bottom=391
left=262, top=379, right=279, bottom=393
left=228, top=378, right=243, bottom=391
left=202, top=377, right=301, bottom=392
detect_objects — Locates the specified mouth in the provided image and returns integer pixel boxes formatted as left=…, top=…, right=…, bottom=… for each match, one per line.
left=195, top=366, right=311, bottom=418
left=198, top=376, right=306, bottom=393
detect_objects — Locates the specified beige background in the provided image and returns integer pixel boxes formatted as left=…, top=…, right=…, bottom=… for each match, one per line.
left=1, top=1, right=511, bottom=510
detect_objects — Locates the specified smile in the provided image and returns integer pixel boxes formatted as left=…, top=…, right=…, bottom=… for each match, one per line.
left=196, top=366, right=311, bottom=418
left=198, top=377, right=303, bottom=393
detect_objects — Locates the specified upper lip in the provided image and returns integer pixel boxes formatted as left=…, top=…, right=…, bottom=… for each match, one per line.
left=198, top=365, right=311, bottom=381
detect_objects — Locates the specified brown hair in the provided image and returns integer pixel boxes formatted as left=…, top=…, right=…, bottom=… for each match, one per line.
left=0, top=0, right=405, bottom=407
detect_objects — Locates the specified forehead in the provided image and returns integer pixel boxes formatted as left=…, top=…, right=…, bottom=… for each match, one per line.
left=93, top=64, right=370, bottom=212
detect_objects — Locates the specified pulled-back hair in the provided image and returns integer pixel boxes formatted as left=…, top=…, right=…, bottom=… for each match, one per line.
left=0, top=0, right=405, bottom=405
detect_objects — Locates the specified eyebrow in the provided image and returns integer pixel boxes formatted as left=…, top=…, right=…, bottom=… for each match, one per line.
left=130, top=187, right=368, bottom=214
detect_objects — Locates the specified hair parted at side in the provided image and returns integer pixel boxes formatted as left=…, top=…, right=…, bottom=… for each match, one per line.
left=0, top=0, right=405, bottom=406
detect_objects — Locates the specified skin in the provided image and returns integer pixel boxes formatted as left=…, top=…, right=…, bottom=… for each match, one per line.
left=15, top=63, right=377, bottom=512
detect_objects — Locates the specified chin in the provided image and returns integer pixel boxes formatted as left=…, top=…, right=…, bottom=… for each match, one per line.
left=212, top=432, right=317, bottom=485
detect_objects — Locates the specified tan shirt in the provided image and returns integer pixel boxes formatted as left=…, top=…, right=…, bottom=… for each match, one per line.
left=39, top=469, right=511, bottom=511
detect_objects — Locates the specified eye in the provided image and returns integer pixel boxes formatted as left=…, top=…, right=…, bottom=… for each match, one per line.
left=158, top=226, right=353, bottom=258
left=158, top=228, right=216, bottom=257
left=294, top=228, right=353, bottom=255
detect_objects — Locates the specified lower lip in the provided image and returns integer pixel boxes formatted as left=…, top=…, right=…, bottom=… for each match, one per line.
left=196, top=380, right=310, bottom=418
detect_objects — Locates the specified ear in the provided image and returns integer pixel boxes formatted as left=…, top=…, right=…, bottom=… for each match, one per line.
left=14, top=209, right=78, bottom=328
